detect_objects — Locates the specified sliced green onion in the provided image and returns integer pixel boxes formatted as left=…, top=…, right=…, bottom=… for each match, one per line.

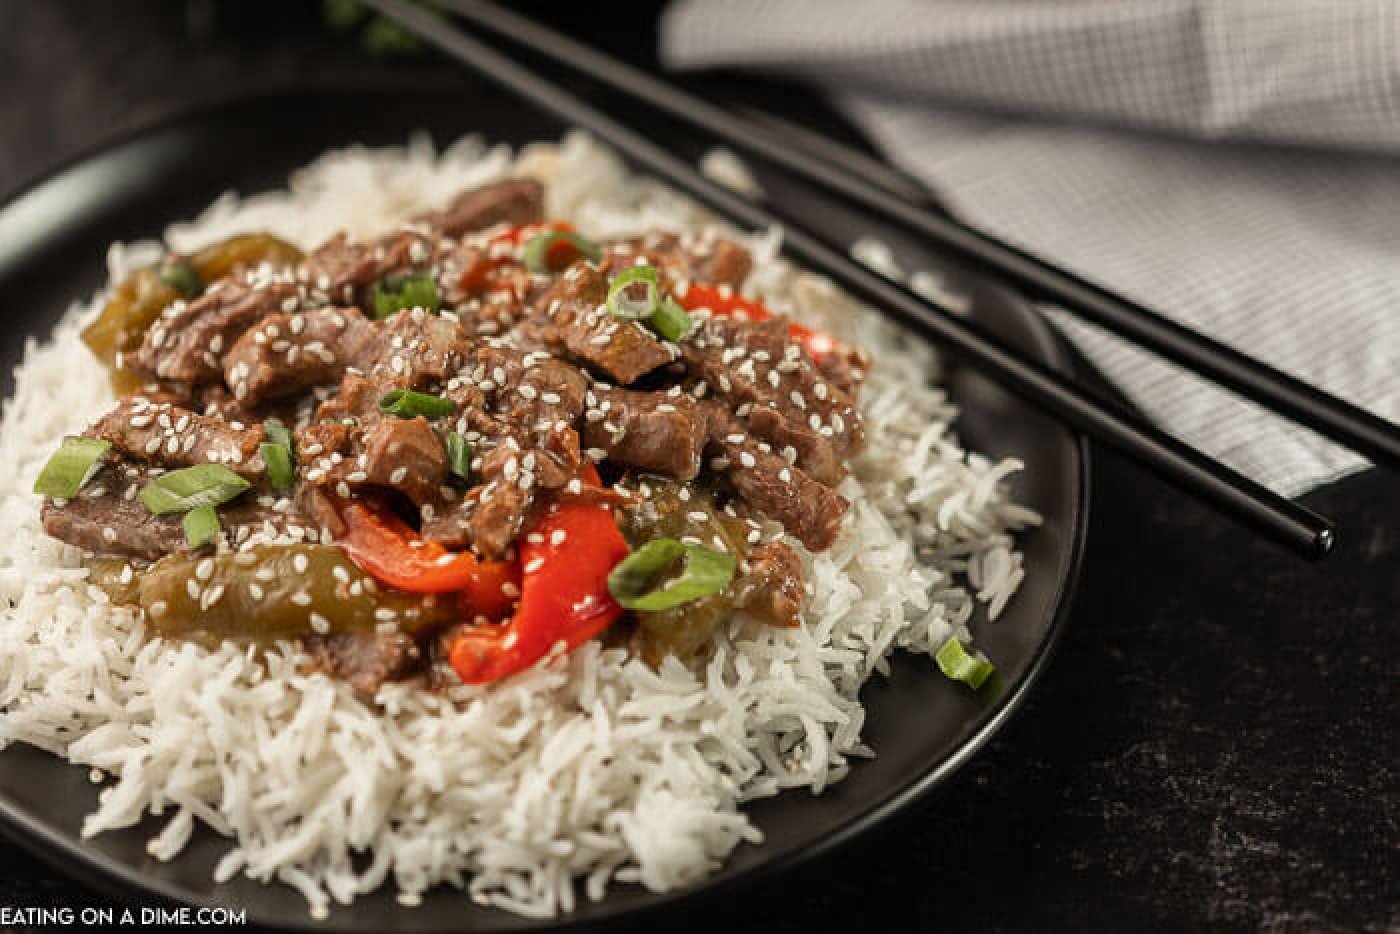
left=935, top=637, right=996, bottom=690
left=650, top=297, right=692, bottom=342
left=157, top=257, right=204, bottom=298
left=608, top=538, right=736, bottom=612
left=262, top=418, right=294, bottom=454
left=33, top=437, right=111, bottom=499
left=446, top=431, right=471, bottom=482
left=377, top=389, right=455, bottom=419
left=372, top=272, right=439, bottom=320
left=138, top=464, right=251, bottom=516
left=260, top=419, right=296, bottom=489
left=260, top=442, right=295, bottom=489
left=606, top=264, right=660, bottom=320
left=522, top=231, right=602, bottom=274
left=181, top=504, right=221, bottom=548
left=605, top=265, right=694, bottom=341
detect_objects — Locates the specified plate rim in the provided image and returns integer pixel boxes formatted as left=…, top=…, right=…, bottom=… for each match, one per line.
left=0, top=84, right=1091, bottom=931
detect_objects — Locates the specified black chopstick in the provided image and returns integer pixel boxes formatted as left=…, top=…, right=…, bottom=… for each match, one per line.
left=731, top=105, right=935, bottom=207
left=362, top=0, right=1335, bottom=559
left=433, top=0, right=1400, bottom=477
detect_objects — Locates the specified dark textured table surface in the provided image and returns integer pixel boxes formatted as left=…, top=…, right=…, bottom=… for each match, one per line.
left=1, top=3, right=1394, bottom=932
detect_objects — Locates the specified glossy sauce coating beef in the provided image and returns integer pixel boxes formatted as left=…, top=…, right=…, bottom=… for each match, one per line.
left=41, top=177, right=865, bottom=694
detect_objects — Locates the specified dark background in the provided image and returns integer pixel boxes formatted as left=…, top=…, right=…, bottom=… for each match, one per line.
left=1, top=2, right=1394, bottom=932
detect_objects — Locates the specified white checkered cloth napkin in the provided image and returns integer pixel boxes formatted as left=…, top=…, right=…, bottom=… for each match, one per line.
left=662, top=0, right=1400, bottom=496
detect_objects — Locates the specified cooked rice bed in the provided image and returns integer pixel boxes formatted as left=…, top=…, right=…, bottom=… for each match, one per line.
left=0, top=134, right=1035, bottom=918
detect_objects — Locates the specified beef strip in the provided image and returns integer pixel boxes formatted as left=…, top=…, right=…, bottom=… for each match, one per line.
left=691, top=237, right=753, bottom=291
left=309, top=308, right=476, bottom=422
left=88, top=396, right=266, bottom=481
left=813, top=344, right=868, bottom=398
left=467, top=344, right=589, bottom=425
left=296, top=415, right=455, bottom=513
left=411, top=345, right=576, bottom=549
left=418, top=343, right=596, bottom=552
left=605, top=230, right=867, bottom=395
left=684, top=313, right=862, bottom=485
left=734, top=540, right=804, bottom=628
left=279, top=307, right=492, bottom=516
left=41, top=462, right=185, bottom=560
left=42, top=461, right=314, bottom=560
left=314, top=372, right=382, bottom=422
left=707, top=409, right=848, bottom=552
left=361, top=415, right=451, bottom=505
left=456, top=345, right=587, bottom=483
left=742, top=405, right=839, bottom=487
left=603, top=231, right=753, bottom=291
left=218, top=495, right=322, bottom=550
left=522, top=261, right=674, bottom=384
left=583, top=386, right=707, bottom=480
left=298, top=229, right=433, bottom=307
left=415, top=177, right=544, bottom=238
left=189, top=382, right=256, bottom=423
left=354, top=308, right=475, bottom=391
left=296, top=482, right=345, bottom=543
left=222, top=306, right=376, bottom=405
left=126, top=276, right=300, bottom=385
left=304, top=630, right=422, bottom=697
left=419, top=437, right=532, bottom=558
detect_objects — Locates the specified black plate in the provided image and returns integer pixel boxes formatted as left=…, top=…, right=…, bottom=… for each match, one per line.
left=0, top=84, right=1088, bottom=931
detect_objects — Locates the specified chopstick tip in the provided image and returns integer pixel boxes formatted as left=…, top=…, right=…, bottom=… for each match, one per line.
left=1308, top=524, right=1336, bottom=562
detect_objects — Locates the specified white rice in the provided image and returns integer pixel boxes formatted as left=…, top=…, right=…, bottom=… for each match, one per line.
left=0, top=133, right=1038, bottom=918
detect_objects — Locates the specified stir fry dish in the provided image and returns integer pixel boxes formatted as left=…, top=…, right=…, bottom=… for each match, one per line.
left=35, top=178, right=868, bottom=695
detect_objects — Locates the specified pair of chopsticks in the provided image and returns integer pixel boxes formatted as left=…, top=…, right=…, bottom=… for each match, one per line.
left=365, top=0, right=1400, bottom=560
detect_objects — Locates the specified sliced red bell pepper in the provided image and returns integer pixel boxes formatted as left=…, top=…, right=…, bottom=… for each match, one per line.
left=456, top=221, right=579, bottom=295
left=453, top=560, right=521, bottom=622
left=448, top=466, right=629, bottom=684
left=334, top=497, right=518, bottom=606
left=676, top=283, right=843, bottom=367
